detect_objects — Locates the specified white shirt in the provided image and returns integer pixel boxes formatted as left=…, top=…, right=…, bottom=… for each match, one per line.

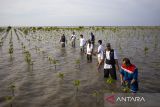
left=87, top=44, right=93, bottom=55
left=97, top=45, right=104, bottom=58
left=104, top=49, right=118, bottom=69
left=71, top=34, right=76, bottom=41
left=80, top=38, right=86, bottom=47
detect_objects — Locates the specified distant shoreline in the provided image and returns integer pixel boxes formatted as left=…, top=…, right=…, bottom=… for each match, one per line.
left=0, top=26, right=160, bottom=27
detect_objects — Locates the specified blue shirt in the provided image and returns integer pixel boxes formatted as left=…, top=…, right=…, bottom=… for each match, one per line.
left=120, top=65, right=138, bottom=92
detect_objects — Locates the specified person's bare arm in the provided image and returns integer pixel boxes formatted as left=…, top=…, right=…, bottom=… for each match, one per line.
left=120, top=74, right=124, bottom=85
left=115, top=59, right=120, bottom=71
left=65, top=37, right=67, bottom=44
left=131, top=79, right=136, bottom=84
left=59, top=37, right=61, bottom=42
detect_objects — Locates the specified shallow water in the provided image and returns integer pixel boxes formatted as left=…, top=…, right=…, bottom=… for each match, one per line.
left=0, top=27, right=160, bottom=107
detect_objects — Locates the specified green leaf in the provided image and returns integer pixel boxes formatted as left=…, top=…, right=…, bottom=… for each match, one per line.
left=92, top=90, right=100, bottom=97
left=73, top=80, right=80, bottom=87
left=5, top=96, right=13, bottom=102
left=58, top=73, right=64, bottom=79
left=106, top=77, right=115, bottom=84
left=76, top=59, right=80, bottom=64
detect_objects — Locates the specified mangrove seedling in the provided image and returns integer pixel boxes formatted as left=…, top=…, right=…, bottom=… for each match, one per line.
left=144, top=46, right=149, bottom=55
left=121, top=82, right=130, bottom=93
left=106, top=77, right=115, bottom=84
left=5, top=96, right=14, bottom=107
left=119, top=44, right=122, bottom=53
left=30, top=61, right=34, bottom=66
left=9, top=84, right=15, bottom=96
left=47, top=56, right=53, bottom=64
left=22, top=45, right=26, bottom=50
left=41, top=50, right=45, bottom=54
left=58, top=72, right=64, bottom=80
left=75, top=59, right=80, bottom=68
left=73, top=80, right=80, bottom=92
left=122, top=87, right=130, bottom=93
left=52, top=59, right=58, bottom=70
left=24, top=51, right=32, bottom=65
left=8, top=47, right=13, bottom=55
left=92, top=90, right=100, bottom=103
left=39, top=48, right=44, bottom=54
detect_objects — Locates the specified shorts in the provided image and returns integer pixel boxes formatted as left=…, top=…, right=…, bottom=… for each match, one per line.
left=80, top=46, right=85, bottom=51
left=98, top=56, right=103, bottom=64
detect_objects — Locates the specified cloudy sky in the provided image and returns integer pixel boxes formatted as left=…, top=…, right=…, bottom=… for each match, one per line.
left=0, top=0, right=160, bottom=26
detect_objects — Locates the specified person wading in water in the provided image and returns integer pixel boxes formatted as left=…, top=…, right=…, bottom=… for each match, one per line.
left=103, top=43, right=120, bottom=80
left=97, top=40, right=104, bottom=71
left=86, top=40, right=93, bottom=63
left=120, top=58, right=139, bottom=93
left=80, top=34, right=86, bottom=53
left=70, top=32, right=76, bottom=47
left=60, top=34, right=67, bottom=48
left=90, top=32, right=95, bottom=46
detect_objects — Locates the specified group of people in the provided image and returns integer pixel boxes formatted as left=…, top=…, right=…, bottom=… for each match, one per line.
left=60, top=32, right=138, bottom=93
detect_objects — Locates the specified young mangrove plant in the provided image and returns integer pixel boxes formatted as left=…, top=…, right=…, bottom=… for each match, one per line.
left=73, top=80, right=80, bottom=92
left=36, top=47, right=45, bottom=58
left=23, top=29, right=28, bottom=35
left=5, top=96, right=14, bottom=107
left=8, top=33, right=14, bottom=58
left=105, top=77, right=115, bottom=84
left=75, top=59, right=80, bottom=69
left=119, top=43, right=122, bottom=53
left=92, top=90, right=100, bottom=103
left=144, top=46, right=149, bottom=55
left=22, top=45, right=26, bottom=51
left=14, top=29, right=20, bottom=41
left=38, top=48, right=44, bottom=54
left=47, top=56, right=58, bottom=70
left=8, top=47, right=13, bottom=55
left=52, top=58, right=58, bottom=70
left=57, top=72, right=64, bottom=80
left=35, top=46, right=39, bottom=53
left=47, top=56, right=53, bottom=64
left=8, top=44, right=14, bottom=59
left=24, top=50, right=33, bottom=65
left=9, top=84, right=16, bottom=96
left=121, top=81, right=130, bottom=93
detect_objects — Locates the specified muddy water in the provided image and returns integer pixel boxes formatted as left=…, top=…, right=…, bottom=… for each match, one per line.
left=0, top=27, right=160, bottom=107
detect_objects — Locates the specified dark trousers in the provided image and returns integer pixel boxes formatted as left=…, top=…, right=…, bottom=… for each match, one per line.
left=87, top=54, right=92, bottom=62
left=104, top=66, right=117, bottom=80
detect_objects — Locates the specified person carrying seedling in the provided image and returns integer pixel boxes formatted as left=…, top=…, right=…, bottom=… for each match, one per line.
left=80, top=34, right=86, bottom=53
left=90, top=32, right=95, bottom=46
left=120, top=58, right=139, bottom=93
left=60, top=34, right=67, bottom=47
left=103, top=43, right=119, bottom=80
left=70, top=32, right=76, bottom=47
left=86, top=39, right=93, bottom=63
left=96, top=40, right=104, bottom=70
